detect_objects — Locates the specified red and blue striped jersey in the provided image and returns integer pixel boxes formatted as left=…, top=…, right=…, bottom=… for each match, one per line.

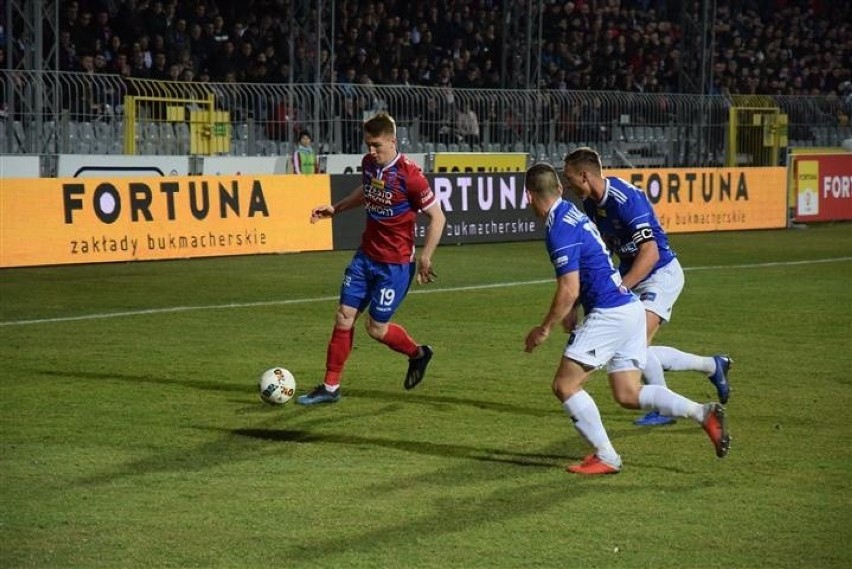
left=360, top=153, right=436, bottom=264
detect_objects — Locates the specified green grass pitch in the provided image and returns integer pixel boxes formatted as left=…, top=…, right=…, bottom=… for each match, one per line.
left=1, top=224, right=850, bottom=568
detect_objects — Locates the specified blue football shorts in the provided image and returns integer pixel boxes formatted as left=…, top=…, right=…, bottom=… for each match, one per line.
left=339, top=249, right=416, bottom=323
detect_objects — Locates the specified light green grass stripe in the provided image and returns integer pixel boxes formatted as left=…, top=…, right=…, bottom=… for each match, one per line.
left=1, top=256, right=849, bottom=327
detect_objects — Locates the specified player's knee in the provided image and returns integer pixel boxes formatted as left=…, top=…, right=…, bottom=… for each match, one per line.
left=365, top=319, right=387, bottom=340
left=552, top=377, right=582, bottom=401
left=552, top=359, right=590, bottom=401
left=612, top=385, right=641, bottom=409
left=334, top=307, right=356, bottom=328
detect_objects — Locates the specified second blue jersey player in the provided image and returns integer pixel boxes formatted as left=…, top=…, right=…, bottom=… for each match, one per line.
left=562, top=147, right=732, bottom=427
left=523, top=162, right=730, bottom=475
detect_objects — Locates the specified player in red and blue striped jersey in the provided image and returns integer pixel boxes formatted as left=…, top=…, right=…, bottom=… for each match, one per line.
left=523, top=163, right=729, bottom=475
left=299, top=112, right=446, bottom=405
left=563, top=147, right=732, bottom=427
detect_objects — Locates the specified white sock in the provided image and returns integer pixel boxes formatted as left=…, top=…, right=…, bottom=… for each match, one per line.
left=562, top=390, right=620, bottom=465
left=643, top=347, right=668, bottom=386
left=638, top=385, right=704, bottom=423
left=323, top=383, right=339, bottom=393
left=652, top=346, right=716, bottom=375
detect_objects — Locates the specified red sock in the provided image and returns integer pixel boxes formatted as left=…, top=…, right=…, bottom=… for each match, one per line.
left=324, top=326, right=353, bottom=386
left=380, top=323, right=419, bottom=358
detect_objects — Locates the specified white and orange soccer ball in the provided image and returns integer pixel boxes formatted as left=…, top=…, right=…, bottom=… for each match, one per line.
left=258, top=367, right=297, bottom=405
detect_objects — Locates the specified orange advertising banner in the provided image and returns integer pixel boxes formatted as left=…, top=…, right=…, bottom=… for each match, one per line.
left=604, top=167, right=788, bottom=233
left=0, top=175, right=333, bottom=268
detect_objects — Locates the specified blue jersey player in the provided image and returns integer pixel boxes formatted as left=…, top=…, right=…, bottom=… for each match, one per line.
left=523, top=163, right=729, bottom=475
left=562, top=147, right=732, bottom=427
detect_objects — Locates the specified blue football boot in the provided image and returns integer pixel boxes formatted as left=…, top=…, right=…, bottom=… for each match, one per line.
left=633, top=410, right=677, bottom=426
left=709, top=355, right=732, bottom=404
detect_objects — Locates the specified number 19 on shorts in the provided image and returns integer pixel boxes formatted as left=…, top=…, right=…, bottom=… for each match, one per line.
left=379, top=288, right=396, bottom=306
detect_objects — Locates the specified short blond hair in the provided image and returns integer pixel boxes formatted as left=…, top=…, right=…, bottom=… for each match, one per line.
left=364, top=112, right=396, bottom=138
left=563, top=146, right=603, bottom=174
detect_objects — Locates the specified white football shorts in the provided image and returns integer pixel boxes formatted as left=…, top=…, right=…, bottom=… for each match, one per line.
left=564, top=299, right=647, bottom=373
left=631, top=257, right=685, bottom=323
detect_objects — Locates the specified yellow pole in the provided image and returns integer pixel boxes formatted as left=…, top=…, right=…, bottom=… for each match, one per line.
left=124, top=96, right=136, bottom=154
left=726, top=106, right=737, bottom=167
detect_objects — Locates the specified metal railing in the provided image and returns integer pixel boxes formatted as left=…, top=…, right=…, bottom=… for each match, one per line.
left=2, top=70, right=850, bottom=167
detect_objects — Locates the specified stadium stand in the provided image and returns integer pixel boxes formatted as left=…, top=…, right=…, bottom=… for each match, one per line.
left=1, top=0, right=850, bottom=165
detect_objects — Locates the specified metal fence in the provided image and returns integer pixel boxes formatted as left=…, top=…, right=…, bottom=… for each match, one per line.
left=2, top=70, right=850, bottom=168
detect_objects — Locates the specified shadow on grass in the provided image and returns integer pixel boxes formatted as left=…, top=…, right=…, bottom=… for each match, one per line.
left=284, top=477, right=636, bottom=564
left=343, top=387, right=555, bottom=418
left=71, top=404, right=382, bottom=487
left=232, top=428, right=565, bottom=468
left=28, top=368, right=247, bottom=393
left=26, top=368, right=556, bottom=419
left=230, top=428, right=705, bottom=564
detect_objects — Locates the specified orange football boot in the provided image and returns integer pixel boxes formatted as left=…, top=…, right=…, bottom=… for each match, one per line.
left=702, top=403, right=731, bottom=458
left=566, top=454, right=622, bottom=475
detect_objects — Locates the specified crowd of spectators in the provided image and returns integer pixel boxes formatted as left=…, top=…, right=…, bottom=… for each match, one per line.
left=2, top=0, right=850, bottom=147
left=31, top=0, right=848, bottom=96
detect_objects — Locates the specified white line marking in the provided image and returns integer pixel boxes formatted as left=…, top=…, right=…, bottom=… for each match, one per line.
left=2, top=256, right=850, bottom=327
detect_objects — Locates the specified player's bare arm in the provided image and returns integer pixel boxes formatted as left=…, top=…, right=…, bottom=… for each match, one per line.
left=526, top=271, right=579, bottom=352
left=561, top=302, right=580, bottom=333
left=310, top=186, right=365, bottom=224
left=415, top=202, right=446, bottom=285
left=620, top=238, right=659, bottom=289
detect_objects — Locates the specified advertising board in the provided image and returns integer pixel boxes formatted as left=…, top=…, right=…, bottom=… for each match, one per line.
left=790, top=153, right=852, bottom=222
left=330, top=173, right=537, bottom=249
left=0, top=175, right=333, bottom=267
left=607, top=167, right=788, bottom=232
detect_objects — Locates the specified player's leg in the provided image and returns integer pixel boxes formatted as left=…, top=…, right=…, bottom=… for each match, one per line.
left=298, top=254, right=369, bottom=405
left=610, top=376, right=730, bottom=458
left=651, top=346, right=732, bottom=404
left=606, top=299, right=653, bottom=413
left=607, top=303, right=730, bottom=458
left=642, top=258, right=731, bottom=402
left=560, top=306, right=633, bottom=475
left=632, top=308, right=678, bottom=424
left=642, top=309, right=666, bottom=386
left=632, top=260, right=684, bottom=425
left=634, top=260, right=683, bottom=386
left=555, top=358, right=621, bottom=475
left=607, top=305, right=731, bottom=458
left=652, top=346, right=715, bottom=373
left=609, top=320, right=708, bottom=423
left=365, top=261, right=432, bottom=390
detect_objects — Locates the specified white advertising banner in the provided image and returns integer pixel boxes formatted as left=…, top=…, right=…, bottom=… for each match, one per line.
left=201, top=156, right=291, bottom=175
left=0, top=156, right=41, bottom=179
left=57, top=155, right=191, bottom=178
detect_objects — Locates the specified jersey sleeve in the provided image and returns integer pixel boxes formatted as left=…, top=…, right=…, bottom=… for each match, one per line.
left=547, top=223, right=581, bottom=277
left=403, top=160, right=435, bottom=211
left=618, top=192, right=658, bottom=246
left=620, top=192, right=654, bottom=233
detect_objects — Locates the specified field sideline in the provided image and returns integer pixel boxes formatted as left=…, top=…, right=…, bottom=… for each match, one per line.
left=3, top=255, right=849, bottom=328
left=1, top=224, right=851, bottom=568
